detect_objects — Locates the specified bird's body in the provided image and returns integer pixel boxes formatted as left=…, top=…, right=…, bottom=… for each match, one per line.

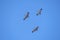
left=24, top=12, right=29, bottom=20
left=32, top=26, right=39, bottom=33
left=36, top=8, right=42, bottom=16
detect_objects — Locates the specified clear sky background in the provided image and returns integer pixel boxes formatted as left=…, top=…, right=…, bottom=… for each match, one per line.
left=0, top=0, right=60, bottom=40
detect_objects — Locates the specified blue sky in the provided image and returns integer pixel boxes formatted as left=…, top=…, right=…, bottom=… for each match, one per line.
left=0, top=0, right=60, bottom=40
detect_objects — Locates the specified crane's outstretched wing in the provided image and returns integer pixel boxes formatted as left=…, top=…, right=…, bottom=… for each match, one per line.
left=32, top=26, right=39, bottom=33
left=36, top=8, right=42, bottom=16
left=23, top=12, right=29, bottom=20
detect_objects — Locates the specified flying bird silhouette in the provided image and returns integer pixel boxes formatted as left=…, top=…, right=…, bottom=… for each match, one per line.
left=23, top=12, right=29, bottom=20
left=32, top=26, right=39, bottom=33
left=36, top=8, right=42, bottom=16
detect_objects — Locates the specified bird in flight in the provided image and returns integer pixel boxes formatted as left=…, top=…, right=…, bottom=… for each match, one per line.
left=32, top=26, right=39, bottom=33
left=23, top=12, right=29, bottom=20
left=36, top=8, right=42, bottom=16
